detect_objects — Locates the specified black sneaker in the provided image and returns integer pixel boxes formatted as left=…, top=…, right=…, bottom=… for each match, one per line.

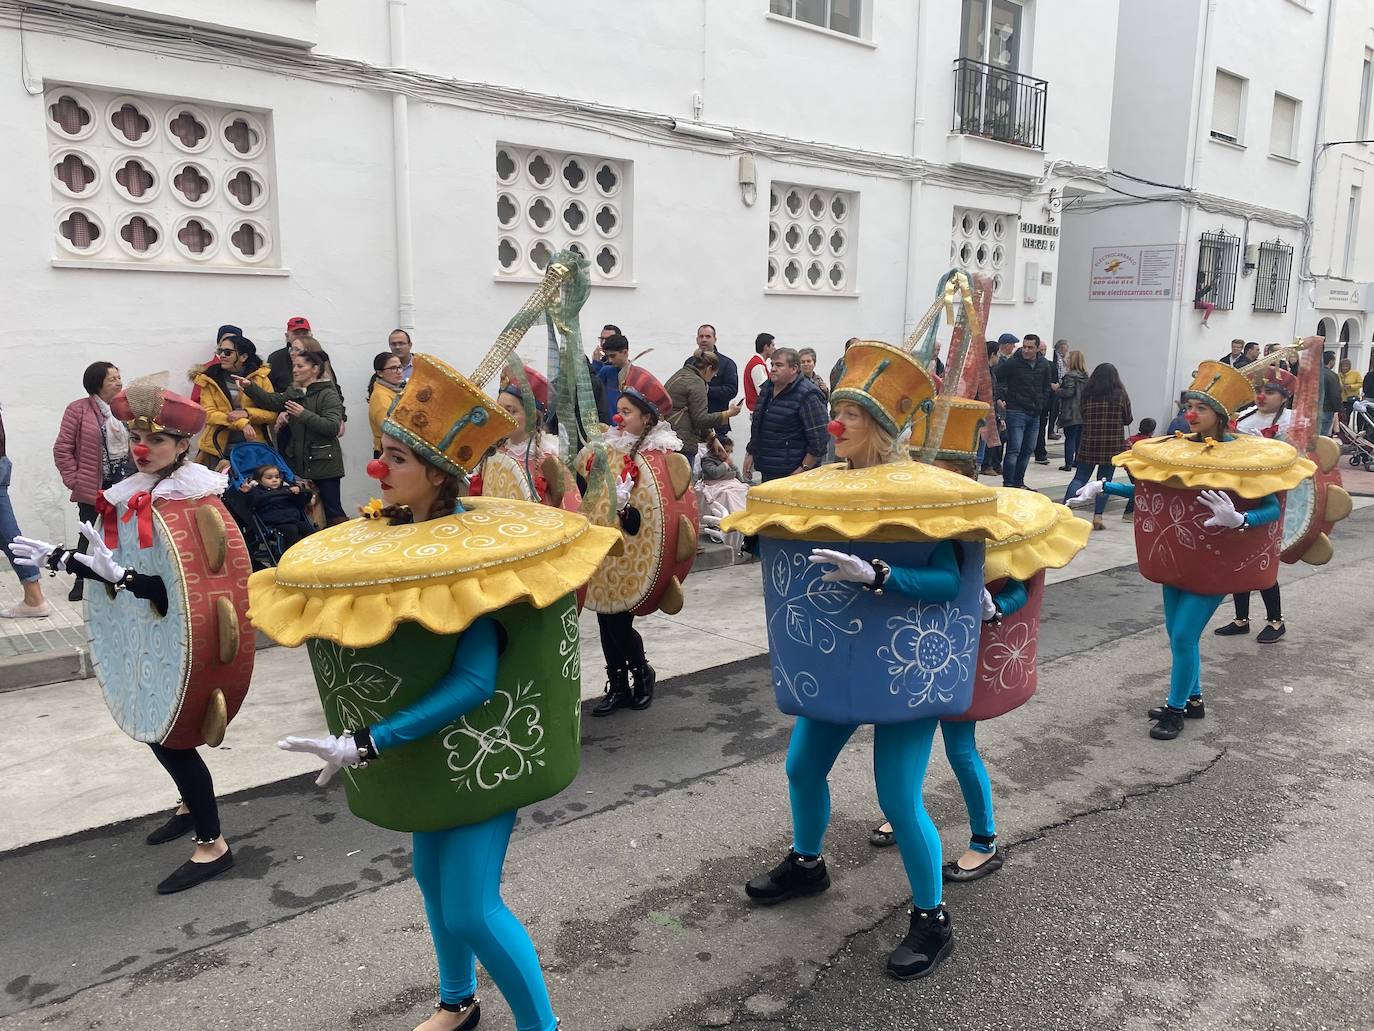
left=1256, top=622, right=1285, bottom=644
left=1147, top=698, right=1204, bottom=720
left=1149, top=708, right=1186, bottom=741
left=886, top=905, right=954, bottom=980
left=745, top=849, right=830, bottom=905
left=1214, top=619, right=1250, bottom=637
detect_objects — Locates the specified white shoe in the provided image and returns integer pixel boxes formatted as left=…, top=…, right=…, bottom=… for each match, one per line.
left=1, top=601, right=51, bottom=619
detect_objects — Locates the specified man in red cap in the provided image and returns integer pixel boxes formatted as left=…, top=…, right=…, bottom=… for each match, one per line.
left=267, top=316, right=312, bottom=391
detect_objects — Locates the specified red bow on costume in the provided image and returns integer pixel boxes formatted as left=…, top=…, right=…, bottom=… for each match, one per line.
left=94, top=492, right=120, bottom=549
left=1260, top=424, right=1279, bottom=439
left=121, top=491, right=155, bottom=549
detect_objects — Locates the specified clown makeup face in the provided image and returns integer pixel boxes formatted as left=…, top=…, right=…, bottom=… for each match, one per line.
left=127, top=428, right=188, bottom=474
left=616, top=396, right=650, bottom=437
left=376, top=435, right=447, bottom=517
left=1255, top=385, right=1287, bottom=415
left=497, top=392, right=529, bottom=443
left=831, top=400, right=874, bottom=465
left=1185, top=398, right=1223, bottom=438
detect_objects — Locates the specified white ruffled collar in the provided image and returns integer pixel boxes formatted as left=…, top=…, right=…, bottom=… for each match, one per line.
left=604, top=422, right=682, bottom=454
left=102, top=461, right=228, bottom=507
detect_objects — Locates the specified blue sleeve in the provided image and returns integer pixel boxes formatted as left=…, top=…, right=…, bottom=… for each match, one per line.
left=992, top=578, right=1029, bottom=617
left=884, top=541, right=962, bottom=603
left=369, top=617, right=500, bottom=752
left=1103, top=481, right=1135, bottom=499
left=1243, top=493, right=1281, bottom=528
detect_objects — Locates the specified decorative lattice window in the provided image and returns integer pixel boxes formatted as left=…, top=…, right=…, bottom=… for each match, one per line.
left=1197, top=229, right=1240, bottom=311
left=950, top=208, right=1015, bottom=301
left=1252, top=240, right=1293, bottom=314
left=45, top=86, right=278, bottom=269
left=495, top=143, right=632, bottom=284
left=767, top=183, right=856, bottom=293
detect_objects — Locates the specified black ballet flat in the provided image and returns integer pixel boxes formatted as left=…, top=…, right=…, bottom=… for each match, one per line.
left=868, top=823, right=897, bottom=848
left=145, top=810, right=195, bottom=846
left=433, top=996, right=480, bottom=1031
left=1256, top=622, right=1286, bottom=644
left=942, top=850, right=1003, bottom=883
left=1214, top=619, right=1250, bottom=637
left=156, top=848, right=234, bottom=895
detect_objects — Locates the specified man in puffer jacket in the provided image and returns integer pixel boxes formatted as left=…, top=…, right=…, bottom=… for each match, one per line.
left=745, top=348, right=828, bottom=482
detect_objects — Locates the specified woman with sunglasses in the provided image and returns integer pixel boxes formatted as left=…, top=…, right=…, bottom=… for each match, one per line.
left=189, top=334, right=276, bottom=466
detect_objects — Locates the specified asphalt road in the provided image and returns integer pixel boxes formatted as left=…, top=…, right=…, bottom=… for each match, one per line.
left=3, top=509, right=1372, bottom=1031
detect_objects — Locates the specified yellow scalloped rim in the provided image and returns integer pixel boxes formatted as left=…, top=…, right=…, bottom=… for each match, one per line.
left=720, top=461, right=1021, bottom=543
left=985, top=493, right=1091, bottom=583
left=248, top=499, right=621, bottom=648
left=1112, top=434, right=1316, bottom=498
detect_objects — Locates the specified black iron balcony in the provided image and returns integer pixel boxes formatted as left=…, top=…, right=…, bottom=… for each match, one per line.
left=952, top=58, right=1048, bottom=151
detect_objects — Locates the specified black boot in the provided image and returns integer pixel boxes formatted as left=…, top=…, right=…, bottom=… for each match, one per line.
left=628, top=661, right=656, bottom=711
left=68, top=579, right=84, bottom=602
left=1149, top=707, right=1187, bottom=740
left=886, top=904, right=954, bottom=980
left=1147, top=698, right=1204, bottom=721
left=745, top=849, right=831, bottom=905
left=591, top=665, right=631, bottom=718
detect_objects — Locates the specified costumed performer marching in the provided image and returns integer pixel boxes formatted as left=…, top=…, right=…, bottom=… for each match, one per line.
left=722, top=339, right=1019, bottom=980
left=470, top=360, right=581, bottom=511
left=578, top=363, right=699, bottom=717
left=1069, top=361, right=1314, bottom=740
left=13, top=378, right=254, bottom=893
left=252, top=351, right=619, bottom=1031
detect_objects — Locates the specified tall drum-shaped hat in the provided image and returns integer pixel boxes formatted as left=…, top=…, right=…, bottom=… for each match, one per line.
left=1185, top=361, right=1255, bottom=424
left=382, top=353, right=516, bottom=476
left=830, top=340, right=936, bottom=440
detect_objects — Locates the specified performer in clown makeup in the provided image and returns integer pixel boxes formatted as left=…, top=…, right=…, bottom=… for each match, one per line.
left=1071, top=362, right=1313, bottom=740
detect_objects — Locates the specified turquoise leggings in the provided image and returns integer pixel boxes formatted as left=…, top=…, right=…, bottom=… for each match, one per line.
left=940, top=720, right=995, bottom=851
left=787, top=716, right=943, bottom=910
left=412, top=811, right=556, bottom=1031
left=1162, top=584, right=1225, bottom=709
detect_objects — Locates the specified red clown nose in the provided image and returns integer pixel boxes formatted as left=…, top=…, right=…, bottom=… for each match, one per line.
left=827, top=419, right=844, bottom=438
left=1184, top=410, right=1199, bottom=424
left=132, top=443, right=151, bottom=460
left=612, top=413, right=624, bottom=426
left=366, top=459, right=390, bottom=480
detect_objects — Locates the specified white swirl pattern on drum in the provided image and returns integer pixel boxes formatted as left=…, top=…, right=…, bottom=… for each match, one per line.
left=443, top=678, right=547, bottom=793
left=86, top=509, right=189, bottom=743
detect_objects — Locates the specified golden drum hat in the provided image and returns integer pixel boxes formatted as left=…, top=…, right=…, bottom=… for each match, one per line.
left=914, top=395, right=991, bottom=462
left=1185, top=361, right=1255, bottom=423
left=830, top=340, right=936, bottom=439
left=381, top=353, right=516, bottom=477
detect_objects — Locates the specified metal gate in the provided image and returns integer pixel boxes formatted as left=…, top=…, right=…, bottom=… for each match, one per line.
left=1197, top=230, right=1239, bottom=311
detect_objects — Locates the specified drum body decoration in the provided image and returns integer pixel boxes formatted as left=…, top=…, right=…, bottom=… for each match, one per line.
left=578, top=447, right=697, bottom=617
left=1113, top=434, right=1314, bottom=596
left=724, top=462, right=1021, bottom=726
left=248, top=497, right=620, bottom=832
left=953, top=492, right=1090, bottom=723
left=477, top=451, right=539, bottom=504
left=1280, top=436, right=1352, bottom=565
left=87, top=495, right=254, bottom=748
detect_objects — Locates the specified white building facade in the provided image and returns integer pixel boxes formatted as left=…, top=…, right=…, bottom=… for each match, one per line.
left=0, top=0, right=1118, bottom=536
left=1055, top=0, right=1374, bottom=426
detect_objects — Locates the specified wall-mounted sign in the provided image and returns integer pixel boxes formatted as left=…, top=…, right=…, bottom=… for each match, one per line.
left=1089, top=244, right=1181, bottom=300
left=1021, top=220, right=1059, bottom=252
left=1312, top=280, right=1372, bottom=311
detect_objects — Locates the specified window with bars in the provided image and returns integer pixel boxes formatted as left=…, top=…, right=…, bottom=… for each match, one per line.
left=1197, top=230, right=1239, bottom=311
left=44, top=85, right=278, bottom=269
left=1252, top=240, right=1293, bottom=313
left=495, top=144, right=632, bottom=284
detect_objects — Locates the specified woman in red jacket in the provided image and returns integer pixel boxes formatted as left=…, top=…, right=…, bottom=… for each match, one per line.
left=53, top=362, right=127, bottom=601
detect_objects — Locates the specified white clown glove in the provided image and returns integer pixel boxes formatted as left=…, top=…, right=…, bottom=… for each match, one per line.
left=1198, top=489, right=1245, bottom=530
left=1068, top=479, right=1104, bottom=507
left=807, top=548, right=876, bottom=585
left=278, top=733, right=362, bottom=787
left=981, top=588, right=998, bottom=622
left=71, top=523, right=126, bottom=583
left=10, top=535, right=58, bottom=569
left=615, top=474, right=634, bottom=510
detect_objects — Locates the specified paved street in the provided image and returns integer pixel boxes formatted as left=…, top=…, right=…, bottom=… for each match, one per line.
left=2, top=506, right=1372, bottom=1031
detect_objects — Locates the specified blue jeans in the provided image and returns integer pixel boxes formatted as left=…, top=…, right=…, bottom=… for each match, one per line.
left=1002, top=409, right=1039, bottom=487
left=1320, top=411, right=1335, bottom=436
left=1061, top=424, right=1082, bottom=468
left=1064, top=462, right=1115, bottom=515
left=0, top=457, right=40, bottom=585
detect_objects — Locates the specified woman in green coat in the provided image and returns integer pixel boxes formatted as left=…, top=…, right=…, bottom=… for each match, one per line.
left=236, top=350, right=347, bottom=524
left=665, top=349, right=741, bottom=465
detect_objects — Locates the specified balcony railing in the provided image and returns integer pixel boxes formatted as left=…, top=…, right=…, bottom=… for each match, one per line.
left=952, top=58, right=1048, bottom=151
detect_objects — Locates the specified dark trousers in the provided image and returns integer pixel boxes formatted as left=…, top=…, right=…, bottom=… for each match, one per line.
left=268, top=519, right=315, bottom=551
left=1002, top=410, right=1039, bottom=487
left=149, top=743, right=221, bottom=841
left=597, top=611, right=645, bottom=669
left=314, top=476, right=345, bottom=524
left=1062, top=424, right=1082, bottom=468
left=1234, top=584, right=1281, bottom=623
left=68, top=502, right=98, bottom=600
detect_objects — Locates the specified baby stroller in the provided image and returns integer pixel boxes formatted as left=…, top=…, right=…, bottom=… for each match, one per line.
left=1339, top=399, right=1374, bottom=468
left=224, top=443, right=317, bottom=568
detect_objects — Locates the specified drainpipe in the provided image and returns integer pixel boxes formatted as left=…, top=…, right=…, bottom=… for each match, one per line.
left=390, top=0, right=416, bottom=331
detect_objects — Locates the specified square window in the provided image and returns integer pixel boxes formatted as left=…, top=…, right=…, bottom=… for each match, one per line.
left=768, top=182, right=857, bottom=293
left=44, top=85, right=278, bottom=270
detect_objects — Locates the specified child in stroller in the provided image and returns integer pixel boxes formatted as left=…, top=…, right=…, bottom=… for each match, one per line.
left=1341, top=398, right=1374, bottom=468
left=223, top=443, right=317, bottom=566
left=239, top=464, right=314, bottom=550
